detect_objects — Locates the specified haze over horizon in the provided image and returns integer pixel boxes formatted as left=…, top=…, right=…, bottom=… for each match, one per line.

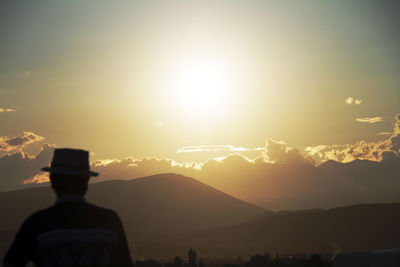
left=1, top=0, right=400, bottom=210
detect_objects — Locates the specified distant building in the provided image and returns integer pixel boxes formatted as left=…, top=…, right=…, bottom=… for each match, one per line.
left=188, top=249, right=197, bottom=267
left=174, top=256, right=183, bottom=267
left=292, top=253, right=308, bottom=260
left=333, top=248, right=400, bottom=267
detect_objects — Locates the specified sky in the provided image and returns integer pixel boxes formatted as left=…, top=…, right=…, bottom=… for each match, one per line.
left=1, top=1, right=400, bottom=205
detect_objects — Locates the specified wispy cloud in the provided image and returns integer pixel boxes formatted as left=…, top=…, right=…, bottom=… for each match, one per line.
left=356, top=117, right=383, bottom=124
left=376, top=131, right=392, bottom=136
left=177, top=145, right=264, bottom=153
left=345, top=97, right=362, bottom=105
left=0, top=107, right=15, bottom=112
left=345, top=97, right=354, bottom=104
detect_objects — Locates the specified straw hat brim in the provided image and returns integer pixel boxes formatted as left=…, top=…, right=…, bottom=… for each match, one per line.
left=42, top=167, right=98, bottom=177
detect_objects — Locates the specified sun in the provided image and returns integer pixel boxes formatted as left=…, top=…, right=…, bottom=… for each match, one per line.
left=169, top=56, right=235, bottom=117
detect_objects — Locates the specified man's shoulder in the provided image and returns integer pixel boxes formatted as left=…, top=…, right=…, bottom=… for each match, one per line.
left=28, top=202, right=119, bottom=221
left=26, top=206, right=56, bottom=221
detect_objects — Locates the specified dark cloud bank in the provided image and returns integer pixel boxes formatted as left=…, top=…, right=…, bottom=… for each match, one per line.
left=1, top=113, right=400, bottom=210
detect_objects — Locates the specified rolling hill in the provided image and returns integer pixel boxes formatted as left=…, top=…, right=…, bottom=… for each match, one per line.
left=0, top=173, right=266, bottom=236
left=170, top=203, right=400, bottom=258
left=85, top=173, right=267, bottom=237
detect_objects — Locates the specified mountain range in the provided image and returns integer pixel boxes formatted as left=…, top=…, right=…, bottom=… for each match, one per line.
left=176, top=203, right=400, bottom=258
left=1, top=173, right=400, bottom=260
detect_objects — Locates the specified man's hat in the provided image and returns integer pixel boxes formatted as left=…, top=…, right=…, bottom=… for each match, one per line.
left=42, top=148, right=99, bottom=177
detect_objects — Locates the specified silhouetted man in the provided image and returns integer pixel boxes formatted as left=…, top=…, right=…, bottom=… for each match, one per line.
left=3, top=148, right=132, bottom=267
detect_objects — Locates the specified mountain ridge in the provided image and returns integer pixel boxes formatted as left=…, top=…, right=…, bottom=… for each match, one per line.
left=0, top=173, right=267, bottom=235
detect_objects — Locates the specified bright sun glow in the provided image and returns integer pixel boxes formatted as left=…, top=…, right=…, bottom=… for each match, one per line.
left=169, top=56, right=236, bottom=117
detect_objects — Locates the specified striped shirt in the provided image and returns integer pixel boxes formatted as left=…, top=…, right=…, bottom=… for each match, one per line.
left=3, top=196, right=132, bottom=267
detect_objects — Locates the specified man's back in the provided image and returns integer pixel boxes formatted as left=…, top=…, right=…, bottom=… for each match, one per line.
left=4, top=197, right=132, bottom=267
left=4, top=148, right=132, bottom=267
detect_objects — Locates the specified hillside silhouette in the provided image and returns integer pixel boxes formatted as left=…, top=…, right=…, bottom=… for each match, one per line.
left=0, top=173, right=266, bottom=236
left=85, top=173, right=267, bottom=236
left=1, top=173, right=400, bottom=259
left=177, top=203, right=400, bottom=258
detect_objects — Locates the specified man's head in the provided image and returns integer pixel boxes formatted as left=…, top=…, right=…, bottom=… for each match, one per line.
left=42, top=148, right=98, bottom=197
left=50, top=173, right=89, bottom=196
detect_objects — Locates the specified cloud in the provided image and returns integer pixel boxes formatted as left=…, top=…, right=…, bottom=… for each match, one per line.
left=0, top=144, right=55, bottom=191
left=0, top=107, right=15, bottom=112
left=199, top=152, right=400, bottom=210
left=22, top=172, right=49, bottom=184
left=17, top=151, right=200, bottom=187
left=91, top=157, right=199, bottom=182
left=306, top=113, right=400, bottom=164
left=2, top=138, right=400, bottom=211
left=264, top=140, right=287, bottom=162
left=305, top=144, right=353, bottom=163
left=306, top=139, right=392, bottom=163
left=376, top=131, right=392, bottom=136
left=345, top=97, right=362, bottom=105
left=0, top=132, right=44, bottom=152
left=177, top=145, right=264, bottom=153
left=356, top=117, right=383, bottom=124
left=3, top=113, right=400, bottom=211
left=265, top=139, right=315, bottom=165
left=391, top=113, right=400, bottom=153
left=19, top=150, right=400, bottom=211
left=394, top=113, right=400, bottom=135
left=345, top=97, right=354, bottom=104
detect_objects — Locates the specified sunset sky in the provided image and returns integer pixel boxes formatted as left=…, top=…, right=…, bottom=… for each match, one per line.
left=1, top=1, right=400, bottom=194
